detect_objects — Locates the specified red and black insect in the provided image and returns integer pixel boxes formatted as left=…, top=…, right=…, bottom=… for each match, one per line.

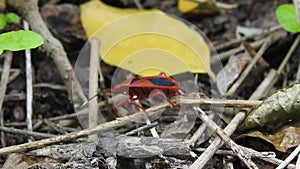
left=102, top=72, right=184, bottom=117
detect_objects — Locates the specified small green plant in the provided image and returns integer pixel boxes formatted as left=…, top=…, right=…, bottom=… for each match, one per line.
left=0, top=30, right=44, bottom=55
left=0, top=12, right=20, bottom=30
left=276, top=4, right=300, bottom=33
left=0, top=12, right=43, bottom=55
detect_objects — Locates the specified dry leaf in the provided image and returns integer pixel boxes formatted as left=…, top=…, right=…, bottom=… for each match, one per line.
left=216, top=52, right=251, bottom=95
left=239, top=83, right=300, bottom=131
left=236, top=125, right=300, bottom=152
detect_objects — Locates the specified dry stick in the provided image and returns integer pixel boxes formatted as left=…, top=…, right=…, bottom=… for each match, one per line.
left=0, top=102, right=168, bottom=155
left=7, top=0, right=86, bottom=102
left=276, top=144, right=300, bottom=169
left=4, top=93, right=25, bottom=101
left=0, top=0, right=6, bottom=11
left=190, top=67, right=276, bottom=169
left=0, top=52, right=13, bottom=116
left=133, top=0, right=144, bottom=9
left=122, top=121, right=158, bottom=136
left=177, top=97, right=261, bottom=108
left=88, top=38, right=100, bottom=141
left=23, top=21, right=34, bottom=142
left=194, top=107, right=259, bottom=169
left=0, top=110, right=5, bottom=147
left=227, top=39, right=271, bottom=96
left=0, top=126, right=55, bottom=139
left=189, top=112, right=246, bottom=169
left=218, top=37, right=267, bottom=62
left=195, top=147, right=275, bottom=158
left=218, top=29, right=286, bottom=64
left=251, top=34, right=300, bottom=98
left=187, top=113, right=213, bottom=147
left=0, top=52, right=13, bottom=148
left=296, top=62, right=300, bottom=83
left=215, top=25, right=282, bottom=51
left=0, top=68, right=21, bottom=83
left=43, top=119, right=66, bottom=134
left=294, top=0, right=300, bottom=24
left=296, top=153, right=300, bottom=169
left=33, top=83, right=66, bottom=91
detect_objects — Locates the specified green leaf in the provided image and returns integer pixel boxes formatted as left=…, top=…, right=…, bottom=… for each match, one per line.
left=238, top=83, right=300, bottom=131
left=5, top=13, right=20, bottom=24
left=276, top=4, right=300, bottom=33
left=0, top=13, right=6, bottom=30
left=0, top=30, right=44, bottom=55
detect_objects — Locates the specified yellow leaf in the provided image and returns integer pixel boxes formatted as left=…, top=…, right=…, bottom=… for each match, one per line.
left=178, top=0, right=237, bottom=15
left=178, top=0, right=200, bottom=14
left=80, top=0, right=214, bottom=78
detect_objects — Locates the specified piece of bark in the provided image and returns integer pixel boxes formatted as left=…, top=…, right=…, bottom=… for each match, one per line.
left=28, top=136, right=191, bottom=160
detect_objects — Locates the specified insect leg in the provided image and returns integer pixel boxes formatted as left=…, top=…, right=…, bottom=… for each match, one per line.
left=113, top=98, right=131, bottom=117
left=150, top=90, right=188, bottom=115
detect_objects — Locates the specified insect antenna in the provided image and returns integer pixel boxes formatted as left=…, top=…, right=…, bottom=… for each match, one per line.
left=80, top=93, right=99, bottom=108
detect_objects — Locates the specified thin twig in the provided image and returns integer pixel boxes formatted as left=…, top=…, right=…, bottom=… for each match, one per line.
left=277, top=144, right=300, bottom=169
left=24, top=20, right=33, bottom=142
left=227, top=39, right=271, bottom=96
left=176, top=96, right=262, bottom=108
left=133, top=0, right=144, bottom=9
left=293, top=0, right=300, bottom=24
left=0, top=52, right=13, bottom=147
left=296, top=153, right=300, bottom=169
left=122, top=121, right=158, bottom=136
left=0, top=68, right=21, bottom=83
left=252, top=34, right=300, bottom=97
left=0, top=126, right=55, bottom=139
left=0, top=51, right=13, bottom=115
left=0, top=102, right=169, bottom=155
left=297, top=61, right=300, bottom=82
left=193, top=107, right=259, bottom=169
left=88, top=38, right=100, bottom=141
left=218, top=37, right=267, bottom=62
left=0, top=110, right=5, bottom=147
left=33, top=83, right=66, bottom=90
left=187, top=114, right=213, bottom=147
left=43, top=119, right=66, bottom=134
left=278, top=34, right=300, bottom=74
left=189, top=112, right=246, bottom=169
left=215, top=25, right=282, bottom=51
left=4, top=93, right=25, bottom=101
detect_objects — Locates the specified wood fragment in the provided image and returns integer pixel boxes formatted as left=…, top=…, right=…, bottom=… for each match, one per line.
left=177, top=96, right=262, bottom=108
left=189, top=112, right=246, bottom=169
left=0, top=126, right=55, bottom=139
left=276, top=144, right=300, bottom=169
left=293, top=0, right=300, bottom=24
left=0, top=102, right=168, bottom=155
left=227, top=39, right=271, bottom=96
left=99, top=136, right=191, bottom=158
left=0, top=52, right=13, bottom=147
left=28, top=136, right=191, bottom=160
left=88, top=38, right=100, bottom=141
left=215, top=25, right=281, bottom=51
left=193, top=107, right=259, bottom=169
left=254, top=34, right=300, bottom=97
left=122, top=121, right=158, bottom=136
left=0, top=51, right=13, bottom=114
left=43, top=119, right=67, bottom=134
left=24, top=21, right=34, bottom=142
